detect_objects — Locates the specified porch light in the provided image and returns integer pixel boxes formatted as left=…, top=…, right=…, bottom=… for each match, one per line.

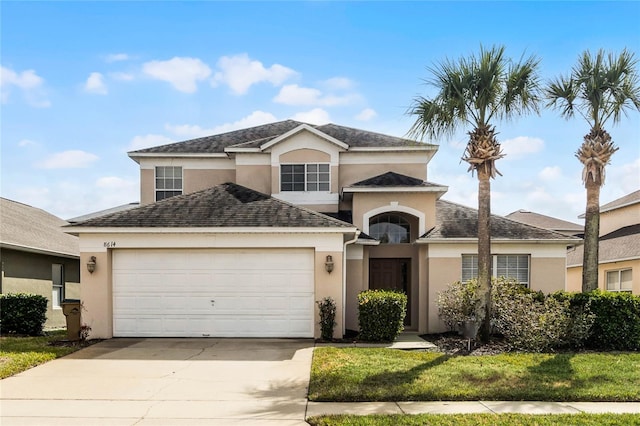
left=325, top=255, right=334, bottom=273
left=87, top=256, right=97, bottom=274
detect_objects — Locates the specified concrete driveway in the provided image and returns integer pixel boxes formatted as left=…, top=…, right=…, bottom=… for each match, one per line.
left=0, top=338, right=315, bottom=425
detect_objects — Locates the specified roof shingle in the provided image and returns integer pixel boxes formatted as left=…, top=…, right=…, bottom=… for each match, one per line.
left=567, top=224, right=640, bottom=266
left=67, top=183, right=354, bottom=229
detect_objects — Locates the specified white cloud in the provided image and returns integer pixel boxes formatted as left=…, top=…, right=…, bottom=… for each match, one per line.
left=96, top=176, right=137, bottom=191
left=212, top=53, right=297, bottom=95
left=166, top=111, right=278, bottom=139
left=273, top=84, right=360, bottom=106
left=18, top=139, right=38, bottom=147
left=355, top=108, right=377, bottom=121
left=290, top=108, right=331, bottom=125
left=128, top=134, right=174, bottom=151
left=501, top=136, right=544, bottom=160
left=105, top=53, right=129, bottom=63
left=538, top=166, right=562, bottom=182
left=84, top=72, right=108, bottom=95
left=1, top=65, right=50, bottom=107
left=36, top=150, right=99, bottom=169
left=608, top=156, right=640, bottom=193
left=143, top=57, right=211, bottom=93
left=322, top=77, right=354, bottom=90
left=110, top=72, right=134, bottom=81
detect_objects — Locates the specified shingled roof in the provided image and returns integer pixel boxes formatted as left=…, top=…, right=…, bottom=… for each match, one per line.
left=350, top=171, right=444, bottom=188
left=420, top=200, right=580, bottom=242
left=600, top=190, right=640, bottom=213
left=1, top=198, right=79, bottom=257
left=67, top=183, right=354, bottom=229
left=505, top=210, right=583, bottom=235
left=567, top=224, right=640, bottom=267
left=128, top=120, right=433, bottom=155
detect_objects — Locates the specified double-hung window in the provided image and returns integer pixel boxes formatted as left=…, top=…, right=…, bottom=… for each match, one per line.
left=52, top=264, right=64, bottom=308
left=606, top=268, right=632, bottom=292
left=155, top=166, right=183, bottom=201
left=281, top=163, right=330, bottom=192
left=461, top=254, right=530, bottom=287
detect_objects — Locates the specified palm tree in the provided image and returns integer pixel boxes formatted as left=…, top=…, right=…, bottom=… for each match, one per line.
left=408, top=45, right=541, bottom=341
left=547, top=49, right=640, bottom=292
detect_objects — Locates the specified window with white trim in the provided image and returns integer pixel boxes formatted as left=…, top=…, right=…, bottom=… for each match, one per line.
left=369, top=214, right=411, bottom=244
left=52, top=264, right=64, bottom=308
left=461, top=254, right=530, bottom=287
left=606, top=268, right=632, bottom=292
left=280, top=163, right=329, bottom=192
left=155, top=166, right=183, bottom=201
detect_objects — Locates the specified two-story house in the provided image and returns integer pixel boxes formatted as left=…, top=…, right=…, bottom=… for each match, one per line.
left=67, top=120, right=578, bottom=339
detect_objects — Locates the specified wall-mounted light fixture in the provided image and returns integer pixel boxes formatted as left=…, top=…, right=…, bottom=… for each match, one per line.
left=87, top=256, right=97, bottom=274
left=325, top=255, right=334, bottom=274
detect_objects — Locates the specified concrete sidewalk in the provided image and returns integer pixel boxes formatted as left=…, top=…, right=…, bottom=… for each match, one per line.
left=306, top=401, right=640, bottom=417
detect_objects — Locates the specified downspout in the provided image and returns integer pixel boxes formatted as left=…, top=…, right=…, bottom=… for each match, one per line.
left=342, top=230, right=360, bottom=336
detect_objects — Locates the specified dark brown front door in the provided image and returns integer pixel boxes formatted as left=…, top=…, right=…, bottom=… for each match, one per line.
left=369, top=258, right=411, bottom=326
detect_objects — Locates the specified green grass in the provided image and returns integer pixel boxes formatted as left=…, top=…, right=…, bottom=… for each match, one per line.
left=0, top=330, right=87, bottom=379
left=309, top=348, right=640, bottom=402
left=307, top=413, right=640, bottom=426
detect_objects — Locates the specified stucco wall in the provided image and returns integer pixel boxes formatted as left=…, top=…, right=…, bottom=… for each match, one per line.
left=236, top=165, right=271, bottom=194
left=184, top=169, right=236, bottom=194
left=567, top=259, right=639, bottom=295
left=600, top=204, right=640, bottom=236
left=351, top=192, right=437, bottom=233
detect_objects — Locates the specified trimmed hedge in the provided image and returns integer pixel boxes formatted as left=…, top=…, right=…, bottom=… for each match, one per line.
left=358, top=290, right=407, bottom=342
left=0, top=293, right=48, bottom=335
left=553, top=290, right=640, bottom=351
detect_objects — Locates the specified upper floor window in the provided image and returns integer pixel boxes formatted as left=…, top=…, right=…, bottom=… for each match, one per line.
left=606, top=268, right=632, bottom=292
left=369, top=214, right=410, bottom=244
left=155, top=166, right=182, bottom=201
left=281, top=163, right=329, bottom=192
left=462, top=254, right=530, bottom=287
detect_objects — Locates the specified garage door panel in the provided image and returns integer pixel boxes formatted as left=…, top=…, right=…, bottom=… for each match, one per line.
left=113, top=249, right=315, bottom=338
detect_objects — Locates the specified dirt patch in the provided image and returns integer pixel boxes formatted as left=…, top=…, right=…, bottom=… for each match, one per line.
left=421, top=332, right=509, bottom=356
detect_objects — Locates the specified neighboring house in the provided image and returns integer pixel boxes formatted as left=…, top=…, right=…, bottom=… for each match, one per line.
left=567, top=190, right=640, bottom=294
left=1, top=198, right=80, bottom=328
left=505, top=210, right=584, bottom=237
left=66, top=120, right=578, bottom=339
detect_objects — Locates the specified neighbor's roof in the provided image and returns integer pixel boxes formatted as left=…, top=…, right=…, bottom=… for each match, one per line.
left=420, top=200, right=581, bottom=242
left=67, top=183, right=355, bottom=229
left=0, top=198, right=79, bottom=257
left=128, top=120, right=434, bottom=155
left=505, top=210, right=583, bottom=233
left=567, top=224, right=640, bottom=267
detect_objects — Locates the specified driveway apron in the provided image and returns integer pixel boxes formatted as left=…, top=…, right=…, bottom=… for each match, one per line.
left=0, top=338, right=315, bottom=425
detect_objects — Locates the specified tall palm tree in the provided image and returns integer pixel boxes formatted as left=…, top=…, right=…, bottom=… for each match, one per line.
left=547, top=49, right=640, bottom=292
left=409, top=45, right=541, bottom=341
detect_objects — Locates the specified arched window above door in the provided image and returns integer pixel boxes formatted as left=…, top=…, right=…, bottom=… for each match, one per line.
left=369, top=214, right=411, bottom=244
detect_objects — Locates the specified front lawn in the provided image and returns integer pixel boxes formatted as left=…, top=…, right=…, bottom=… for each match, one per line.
left=0, top=330, right=89, bottom=379
left=309, top=347, right=640, bottom=402
left=307, top=413, right=640, bottom=426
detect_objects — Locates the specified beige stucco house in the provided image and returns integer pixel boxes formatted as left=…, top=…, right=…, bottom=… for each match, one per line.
left=567, top=190, right=640, bottom=294
left=1, top=198, right=80, bottom=328
left=67, top=120, right=578, bottom=339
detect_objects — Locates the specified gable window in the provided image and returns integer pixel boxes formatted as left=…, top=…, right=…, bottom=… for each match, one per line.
left=369, top=214, right=410, bottom=244
left=606, top=268, right=632, bottom=292
left=155, top=166, right=182, bottom=201
left=52, top=264, right=64, bottom=309
left=281, top=164, right=329, bottom=192
left=461, top=254, right=530, bottom=287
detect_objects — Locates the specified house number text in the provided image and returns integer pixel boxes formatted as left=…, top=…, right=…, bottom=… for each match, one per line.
left=103, top=241, right=116, bottom=248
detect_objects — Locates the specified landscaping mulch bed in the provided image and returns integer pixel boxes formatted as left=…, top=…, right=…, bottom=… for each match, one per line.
left=421, top=332, right=509, bottom=356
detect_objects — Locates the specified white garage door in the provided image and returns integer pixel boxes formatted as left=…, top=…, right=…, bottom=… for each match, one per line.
left=112, top=248, right=315, bottom=338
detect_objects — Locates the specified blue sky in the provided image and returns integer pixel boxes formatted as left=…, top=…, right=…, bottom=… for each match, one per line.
left=2, top=1, right=639, bottom=222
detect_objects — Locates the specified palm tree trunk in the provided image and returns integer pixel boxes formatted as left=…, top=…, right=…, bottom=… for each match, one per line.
left=582, top=179, right=601, bottom=292
left=477, top=168, right=492, bottom=342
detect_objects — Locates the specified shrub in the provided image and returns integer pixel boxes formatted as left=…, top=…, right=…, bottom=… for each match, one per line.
left=553, top=290, right=640, bottom=351
left=358, top=290, right=407, bottom=342
left=492, top=278, right=595, bottom=352
left=316, top=297, right=337, bottom=340
left=0, top=293, right=48, bottom=336
left=437, top=279, right=480, bottom=331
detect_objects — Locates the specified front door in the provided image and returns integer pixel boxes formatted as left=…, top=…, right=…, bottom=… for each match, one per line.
left=369, top=258, right=411, bottom=326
